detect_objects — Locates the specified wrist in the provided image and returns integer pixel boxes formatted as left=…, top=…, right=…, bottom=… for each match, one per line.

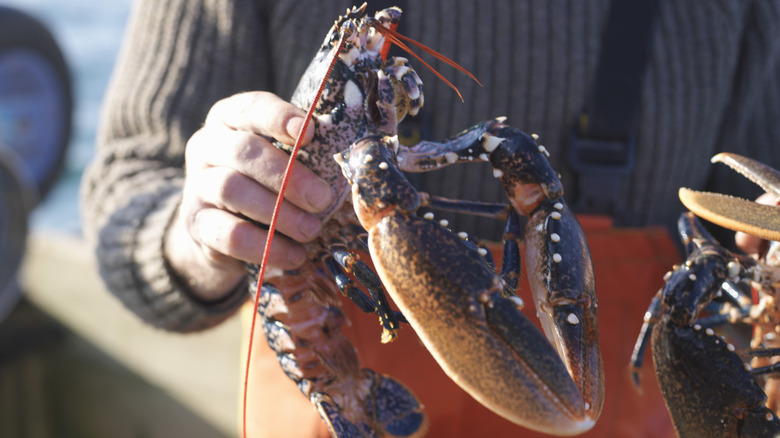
left=164, top=211, right=245, bottom=302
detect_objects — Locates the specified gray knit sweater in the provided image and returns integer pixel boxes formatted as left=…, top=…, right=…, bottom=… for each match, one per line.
left=81, top=0, right=780, bottom=331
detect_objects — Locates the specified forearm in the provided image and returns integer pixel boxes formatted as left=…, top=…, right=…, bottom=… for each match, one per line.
left=81, top=0, right=269, bottom=331
left=82, top=161, right=247, bottom=331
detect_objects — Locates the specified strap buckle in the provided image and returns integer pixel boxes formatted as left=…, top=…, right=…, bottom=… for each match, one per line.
left=569, top=130, right=636, bottom=220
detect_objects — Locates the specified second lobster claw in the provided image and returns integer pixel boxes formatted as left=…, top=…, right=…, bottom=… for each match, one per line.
left=679, top=153, right=780, bottom=241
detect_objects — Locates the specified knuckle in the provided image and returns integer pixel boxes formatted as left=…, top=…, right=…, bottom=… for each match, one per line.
left=219, top=219, right=251, bottom=252
left=211, top=169, right=242, bottom=201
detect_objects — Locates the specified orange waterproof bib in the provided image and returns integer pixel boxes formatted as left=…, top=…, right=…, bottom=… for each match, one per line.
left=243, top=217, right=679, bottom=438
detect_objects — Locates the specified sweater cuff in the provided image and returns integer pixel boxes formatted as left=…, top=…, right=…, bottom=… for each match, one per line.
left=97, top=186, right=248, bottom=332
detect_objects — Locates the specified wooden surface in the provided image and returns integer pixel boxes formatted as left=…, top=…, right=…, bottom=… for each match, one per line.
left=14, top=231, right=243, bottom=437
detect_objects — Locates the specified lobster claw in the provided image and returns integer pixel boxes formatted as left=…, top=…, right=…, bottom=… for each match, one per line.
left=341, top=129, right=604, bottom=434
left=367, top=211, right=600, bottom=435
left=679, top=153, right=780, bottom=241
left=522, top=198, right=604, bottom=425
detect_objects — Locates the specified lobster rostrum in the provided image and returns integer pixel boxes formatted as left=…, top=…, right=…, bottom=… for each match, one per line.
left=245, top=4, right=603, bottom=437
left=630, top=154, right=780, bottom=437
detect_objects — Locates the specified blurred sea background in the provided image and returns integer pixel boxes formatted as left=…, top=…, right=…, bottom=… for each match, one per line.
left=4, top=0, right=133, bottom=232
left=0, top=2, right=240, bottom=436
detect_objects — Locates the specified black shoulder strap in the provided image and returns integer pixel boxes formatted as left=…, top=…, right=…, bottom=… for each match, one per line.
left=569, top=0, right=660, bottom=221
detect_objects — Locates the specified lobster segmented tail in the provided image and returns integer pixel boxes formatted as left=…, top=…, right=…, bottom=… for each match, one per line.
left=246, top=261, right=427, bottom=437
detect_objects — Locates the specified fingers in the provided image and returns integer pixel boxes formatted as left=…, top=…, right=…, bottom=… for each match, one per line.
left=176, top=90, right=338, bottom=277
left=188, top=127, right=333, bottom=213
left=735, top=192, right=779, bottom=257
left=190, top=208, right=307, bottom=269
left=191, top=166, right=322, bottom=243
left=206, top=91, right=315, bottom=146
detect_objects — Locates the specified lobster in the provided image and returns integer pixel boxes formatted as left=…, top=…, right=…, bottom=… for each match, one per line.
left=244, top=4, right=603, bottom=437
left=630, top=153, right=780, bottom=437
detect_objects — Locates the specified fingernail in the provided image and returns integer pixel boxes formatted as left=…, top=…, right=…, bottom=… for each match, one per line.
left=287, top=245, right=307, bottom=266
left=297, top=213, right=321, bottom=240
left=286, top=116, right=313, bottom=142
left=305, top=180, right=334, bottom=211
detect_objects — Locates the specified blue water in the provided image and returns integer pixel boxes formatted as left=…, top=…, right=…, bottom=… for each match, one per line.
left=2, top=0, right=133, bottom=233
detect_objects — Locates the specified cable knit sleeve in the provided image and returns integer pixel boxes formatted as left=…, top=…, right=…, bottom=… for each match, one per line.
left=80, top=0, right=270, bottom=331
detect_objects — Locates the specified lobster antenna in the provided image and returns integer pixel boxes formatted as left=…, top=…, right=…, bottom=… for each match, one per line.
left=242, top=33, right=347, bottom=438
left=371, top=22, right=482, bottom=101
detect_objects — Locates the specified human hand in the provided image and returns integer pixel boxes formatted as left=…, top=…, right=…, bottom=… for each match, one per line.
left=734, top=193, right=779, bottom=257
left=165, top=91, right=333, bottom=301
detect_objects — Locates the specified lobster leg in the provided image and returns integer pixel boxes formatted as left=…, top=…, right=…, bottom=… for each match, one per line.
left=629, top=292, right=663, bottom=389
left=324, top=256, right=383, bottom=316
left=329, top=245, right=405, bottom=342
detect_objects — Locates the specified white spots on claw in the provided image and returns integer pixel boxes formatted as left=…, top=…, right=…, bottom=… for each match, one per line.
left=551, top=211, right=562, bottom=220
left=727, top=343, right=735, bottom=352
left=566, top=313, right=580, bottom=325
left=477, top=248, right=488, bottom=257
left=439, top=219, right=449, bottom=227
left=745, top=362, right=752, bottom=371
left=766, top=412, right=774, bottom=422
left=445, top=152, right=458, bottom=164
left=423, top=212, right=434, bottom=220
left=550, top=233, right=561, bottom=243
left=552, top=253, right=562, bottom=263
left=376, top=201, right=386, bottom=208
left=663, top=271, right=672, bottom=281
left=538, top=145, right=550, bottom=157
left=378, top=162, right=388, bottom=170
left=482, top=134, right=504, bottom=153
left=694, top=324, right=702, bottom=331
left=553, top=202, right=564, bottom=210
left=495, top=116, right=508, bottom=123
left=493, top=168, right=504, bottom=178
left=688, top=273, right=697, bottom=282
left=363, top=154, right=373, bottom=163
left=458, top=232, right=468, bottom=240
left=531, top=133, right=539, bottom=140
left=479, top=153, right=489, bottom=161
left=508, top=295, right=524, bottom=310
left=705, top=328, right=714, bottom=336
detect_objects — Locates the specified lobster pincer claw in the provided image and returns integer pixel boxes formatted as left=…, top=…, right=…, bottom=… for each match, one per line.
left=368, top=211, right=601, bottom=435
left=339, top=133, right=603, bottom=434
left=523, top=198, right=604, bottom=424
left=679, top=153, right=780, bottom=241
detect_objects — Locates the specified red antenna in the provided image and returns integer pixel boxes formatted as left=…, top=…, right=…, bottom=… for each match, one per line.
left=241, top=32, right=347, bottom=438
left=371, top=19, right=482, bottom=101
